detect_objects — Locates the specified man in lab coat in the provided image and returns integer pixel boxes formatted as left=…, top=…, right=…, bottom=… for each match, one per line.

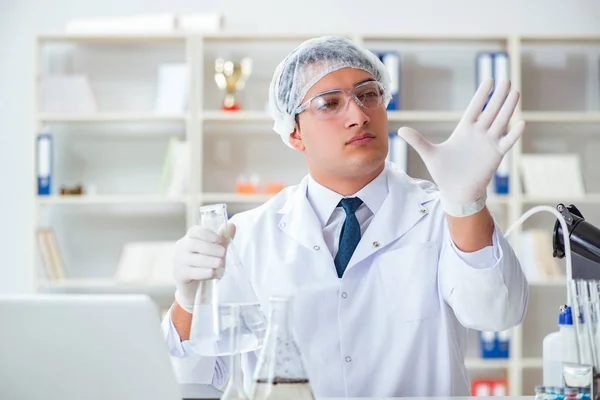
left=163, top=36, right=529, bottom=396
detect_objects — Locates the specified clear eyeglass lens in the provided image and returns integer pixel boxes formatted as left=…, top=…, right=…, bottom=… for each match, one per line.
left=308, top=82, right=384, bottom=117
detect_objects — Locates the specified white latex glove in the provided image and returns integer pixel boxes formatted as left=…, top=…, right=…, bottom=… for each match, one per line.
left=172, top=222, right=236, bottom=313
left=397, top=78, right=526, bottom=217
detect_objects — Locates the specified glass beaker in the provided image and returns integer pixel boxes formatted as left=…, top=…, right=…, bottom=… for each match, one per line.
left=221, top=304, right=249, bottom=400
left=188, top=203, right=267, bottom=356
left=250, top=296, right=315, bottom=400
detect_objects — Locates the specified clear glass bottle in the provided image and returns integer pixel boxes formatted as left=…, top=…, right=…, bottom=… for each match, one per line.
left=250, top=296, right=315, bottom=400
left=188, top=203, right=267, bottom=356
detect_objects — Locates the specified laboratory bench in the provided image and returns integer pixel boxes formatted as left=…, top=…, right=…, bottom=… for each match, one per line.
left=316, top=398, right=532, bottom=400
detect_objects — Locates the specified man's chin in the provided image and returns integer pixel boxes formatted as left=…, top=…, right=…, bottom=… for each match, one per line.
left=346, top=156, right=386, bottom=173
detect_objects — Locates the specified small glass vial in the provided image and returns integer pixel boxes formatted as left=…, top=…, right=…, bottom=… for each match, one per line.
left=535, top=386, right=546, bottom=400
left=564, top=387, right=579, bottom=400
left=545, top=386, right=557, bottom=400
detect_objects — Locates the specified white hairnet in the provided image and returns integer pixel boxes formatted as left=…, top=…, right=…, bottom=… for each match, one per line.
left=268, top=36, right=392, bottom=147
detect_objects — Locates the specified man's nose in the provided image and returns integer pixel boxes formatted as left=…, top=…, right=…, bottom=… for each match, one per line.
left=344, top=96, right=370, bottom=128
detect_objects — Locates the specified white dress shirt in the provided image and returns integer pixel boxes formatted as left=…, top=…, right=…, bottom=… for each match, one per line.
left=306, top=169, right=498, bottom=266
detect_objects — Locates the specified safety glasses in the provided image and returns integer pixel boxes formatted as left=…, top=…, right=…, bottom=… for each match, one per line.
left=295, top=80, right=387, bottom=119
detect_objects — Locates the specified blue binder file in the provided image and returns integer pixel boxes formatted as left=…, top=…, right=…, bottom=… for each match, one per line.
left=37, top=133, right=52, bottom=196
left=480, top=330, right=510, bottom=358
left=494, top=148, right=510, bottom=194
left=476, top=51, right=510, bottom=195
left=475, top=51, right=509, bottom=110
left=376, top=51, right=400, bottom=110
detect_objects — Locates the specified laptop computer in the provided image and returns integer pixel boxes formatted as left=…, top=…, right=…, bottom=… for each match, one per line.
left=0, top=293, right=223, bottom=400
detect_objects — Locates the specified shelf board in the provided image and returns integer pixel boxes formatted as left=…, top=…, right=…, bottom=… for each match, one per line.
left=464, top=358, right=544, bottom=369
left=387, top=110, right=463, bottom=122
left=528, top=279, right=566, bottom=287
left=520, top=34, right=600, bottom=42
left=38, top=33, right=187, bottom=43
left=362, top=33, right=509, bottom=42
left=202, top=32, right=355, bottom=41
left=202, top=32, right=508, bottom=42
left=39, top=279, right=175, bottom=296
left=487, top=195, right=510, bottom=205
left=465, top=358, right=510, bottom=369
left=39, top=194, right=591, bottom=207
left=520, top=358, right=543, bottom=368
left=201, top=192, right=274, bottom=204
left=37, top=195, right=187, bottom=205
left=38, top=113, right=187, bottom=123
left=522, top=194, right=600, bottom=204
left=201, top=192, right=507, bottom=205
left=202, top=110, right=464, bottom=123
left=37, top=193, right=509, bottom=206
left=202, top=111, right=271, bottom=122
left=522, top=112, right=600, bottom=123
left=37, top=32, right=600, bottom=45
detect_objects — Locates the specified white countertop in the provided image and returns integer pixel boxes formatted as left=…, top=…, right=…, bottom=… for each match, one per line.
left=318, top=397, right=532, bottom=399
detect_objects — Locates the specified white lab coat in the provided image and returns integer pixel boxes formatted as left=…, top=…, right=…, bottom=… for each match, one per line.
left=163, top=161, right=529, bottom=397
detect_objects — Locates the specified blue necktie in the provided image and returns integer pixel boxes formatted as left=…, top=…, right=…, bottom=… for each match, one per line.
left=334, top=197, right=363, bottom=278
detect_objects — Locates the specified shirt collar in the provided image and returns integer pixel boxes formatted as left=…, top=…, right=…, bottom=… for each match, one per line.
left=306, top=165, right=389, bottom=227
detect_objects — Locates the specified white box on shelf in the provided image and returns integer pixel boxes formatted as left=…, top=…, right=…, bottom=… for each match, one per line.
left=154, top=64, right=188, bottom=114
left=159, top=138, right=190, bottom=198
left=177, top=13, right=223, bottom=33
left=520, top=154, right=586, bottom=198
left=115, top=241, right=176, bottom=285
left=476, top=51, right=509, bottom=108
left=65, top=13, right=176, bottom=34
left=41, top=75, right=98, bottom=114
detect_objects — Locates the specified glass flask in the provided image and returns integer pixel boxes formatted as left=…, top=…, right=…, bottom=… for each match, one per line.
left=250, top=296, right=315, bottom=400
left=188, top=203, right=267, bottom=356
left=221, top=304, right=249, bottom=400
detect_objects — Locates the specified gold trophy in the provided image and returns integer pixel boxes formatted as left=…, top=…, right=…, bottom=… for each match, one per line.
left=214, top=57, right=253, bottom=111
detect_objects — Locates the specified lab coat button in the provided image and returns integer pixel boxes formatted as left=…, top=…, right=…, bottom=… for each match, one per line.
left=345, top=356, right=352, bottom=363
left=420, top=208, right=427, bottom=214
left=372, top=241, right=380, bottom=248
left=341, top=292, right=347, bottom=299
left=313, top=245, right=320, bottom=251
left=280, top=222, right=286, bottom=228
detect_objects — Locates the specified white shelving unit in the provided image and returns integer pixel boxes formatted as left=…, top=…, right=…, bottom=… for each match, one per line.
left=38, top=113, right=188, bottom=122
left=33, top=32, right=600, bottom=395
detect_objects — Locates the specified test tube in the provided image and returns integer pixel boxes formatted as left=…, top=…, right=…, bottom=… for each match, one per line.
left=572, top=280, right=595, bottom=368
left=590, top=281, right=600, bottom=369
left=580, top=280, right=599, bottom=370
left=570, top=280, right=584, bottom=364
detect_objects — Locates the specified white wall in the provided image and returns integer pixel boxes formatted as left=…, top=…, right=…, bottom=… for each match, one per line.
left=2, top=0, right=600, bottom=293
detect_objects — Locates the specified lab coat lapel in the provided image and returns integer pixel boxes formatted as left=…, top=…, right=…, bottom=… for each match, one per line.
left=277, top=176, right=329, bottom=253
left=346, top=169, right=437, bottom=271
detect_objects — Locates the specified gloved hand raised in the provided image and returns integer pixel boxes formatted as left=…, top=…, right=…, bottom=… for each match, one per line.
left=397, top=78, right=525, bottom=217
left=172, top=223, right=236, bottom=313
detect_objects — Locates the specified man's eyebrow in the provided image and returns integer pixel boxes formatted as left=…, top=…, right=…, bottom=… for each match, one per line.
left=354, top=78, right=376, bottom=86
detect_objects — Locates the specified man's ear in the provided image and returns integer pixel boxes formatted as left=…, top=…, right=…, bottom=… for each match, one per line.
left=288, top=125, right=305, bottom=152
